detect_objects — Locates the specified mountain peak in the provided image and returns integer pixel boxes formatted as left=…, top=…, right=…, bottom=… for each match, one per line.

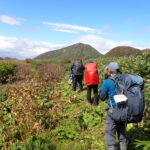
left=35, top=43, right=102, bottom=60
left=105, top=46, right=141, bottom=57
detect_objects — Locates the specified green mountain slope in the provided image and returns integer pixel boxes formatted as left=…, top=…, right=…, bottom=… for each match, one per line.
left=105, top=46, right=141, bottom=57
left=35, top=43, right=103, bottom=60
left=142, top=48, right=150, bottom=53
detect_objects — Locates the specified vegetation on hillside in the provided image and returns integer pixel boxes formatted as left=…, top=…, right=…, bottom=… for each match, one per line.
left=142, top=48, right=150, bottom=53
left=0, top=52, right=149, bottom=150
left=105, top=46, right=141, bottom=57
left=35, top=43, right=150, bottom=61
left=35, top=43, right=102, bottom=60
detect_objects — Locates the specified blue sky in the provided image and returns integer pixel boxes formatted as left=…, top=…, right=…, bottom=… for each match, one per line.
left=0, top=0, right=150, bottom=59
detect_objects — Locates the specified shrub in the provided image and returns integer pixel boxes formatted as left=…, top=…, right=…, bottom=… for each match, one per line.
left=31, top=59, right=53, bottom=68
left=0, top=62, right=16, bottom=84
left=135, top=140, right=150, bottom=150
left=14, top=62, right=34, bottom=81
left=23, top=136, right=56, bottom=150
left=25, top=58, right=33, bottom=63
left=0, top=79, right=58, bottom=149
left=60, top=59, right=72, bottom=64
left=0, top=92, right=8, bottom=102
left=9, top=136, right=56, bottom=150
left=37, top=64, right=65, bottom=82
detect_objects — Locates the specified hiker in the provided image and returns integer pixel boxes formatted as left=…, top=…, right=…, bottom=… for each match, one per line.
left=85, top=61, right=100, bottom=105
left=99, top=62, right=128, bottom=150
left=71, top=59, right=85, bottom=92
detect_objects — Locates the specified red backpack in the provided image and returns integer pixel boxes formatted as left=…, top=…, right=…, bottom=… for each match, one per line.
left=85, top=62, right=99, bottom=85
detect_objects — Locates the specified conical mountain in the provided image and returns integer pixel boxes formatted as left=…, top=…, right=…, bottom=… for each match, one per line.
left=35, top=43, right=102, bottom=59
left=105, top=46, right=141, bottom=57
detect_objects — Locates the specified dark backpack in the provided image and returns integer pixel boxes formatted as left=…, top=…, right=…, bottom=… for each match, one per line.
left=109, top=73, right=145, bottom=123
left=72, top=60, right=84, bottom=75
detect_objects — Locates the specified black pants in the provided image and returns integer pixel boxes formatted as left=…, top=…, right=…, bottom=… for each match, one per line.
left=87, top=85, right=98, bottom=105
left=72, top=75, right=83, bottom=91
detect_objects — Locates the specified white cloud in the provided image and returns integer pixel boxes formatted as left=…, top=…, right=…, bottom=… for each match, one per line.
left=0, top=36, right=14, bottom=49
left=133, top=44, right=148, bottom=50
left=73, top=35, right=133, bottom=54
left=0, top=35, right=149, bottom=59
left=0, top=15, right=24, bottom=25
left=43, top=22, right=110, bottom=35
left=51, top=28, right=79, bottom=33
left=0, top=35, right=64, bottom=59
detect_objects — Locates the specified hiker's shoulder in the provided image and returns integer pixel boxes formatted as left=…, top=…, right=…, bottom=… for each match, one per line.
left=102, top=78, right=114, bottom=87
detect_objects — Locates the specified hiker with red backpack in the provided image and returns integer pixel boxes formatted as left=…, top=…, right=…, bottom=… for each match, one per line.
left=85, top=61, right=100, bottom=105
left=71, top=59, right=85, bottom=92
left=99, top=62, right=145, bottom=150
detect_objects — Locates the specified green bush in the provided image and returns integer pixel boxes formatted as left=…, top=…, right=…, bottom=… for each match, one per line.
left=0, top=92, right=8, bottom=102
left=51, top=120, right=81, bottom=140
left=0, top=62, right=16, bottom=83
left=9, top=136, right=56, bottom=150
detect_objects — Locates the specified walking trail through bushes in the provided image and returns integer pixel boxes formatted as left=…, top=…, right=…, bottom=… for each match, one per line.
left=45, top=74, right=150, bottom=150
left=0, top=56, right=150, bottom=150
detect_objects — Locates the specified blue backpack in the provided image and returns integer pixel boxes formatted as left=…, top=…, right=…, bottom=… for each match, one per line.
left=109, top=73, right=145, bottom=123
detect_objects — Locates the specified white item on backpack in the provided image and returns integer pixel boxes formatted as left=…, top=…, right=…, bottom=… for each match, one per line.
left=114, top=94, right=128, bottom=103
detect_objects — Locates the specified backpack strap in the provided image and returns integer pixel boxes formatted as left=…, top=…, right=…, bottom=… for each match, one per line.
left=109, top=76, right=124, bottom=94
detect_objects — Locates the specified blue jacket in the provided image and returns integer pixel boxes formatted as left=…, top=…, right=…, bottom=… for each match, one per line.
left=100, top=75, right=120, bottom=108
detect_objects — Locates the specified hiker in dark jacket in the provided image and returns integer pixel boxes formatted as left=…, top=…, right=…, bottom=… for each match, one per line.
left=99, top=62, right=128, bottom=150
left=71, top=59, right=85, bottom=92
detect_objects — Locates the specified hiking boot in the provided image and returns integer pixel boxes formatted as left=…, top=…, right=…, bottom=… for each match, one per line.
left=119, top=142, right=127, bottom=150
left=107, top=145, right=117, bottom=150
left=78, top=89, right=83, bottom=93
left=93, top=100, right=99, bottom=106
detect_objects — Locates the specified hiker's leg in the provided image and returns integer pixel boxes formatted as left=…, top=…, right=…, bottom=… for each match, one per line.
left=107, top=145, right=117, bottom=150
left=77, top=75, right=83, bottom=91
left=119, top=142, right=127, bottom=150
left=87, top=85, right=92, bottom=104
left=106, top=114, right=117, bottom=147
left=93, top=85, right=99, bottom=105
left=117, top=122, right=128, bottom=149
left=72, top=75, right=77, bottom=91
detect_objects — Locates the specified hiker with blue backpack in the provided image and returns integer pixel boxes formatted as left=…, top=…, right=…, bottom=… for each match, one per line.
left=99, top=62, right=145, bottom=150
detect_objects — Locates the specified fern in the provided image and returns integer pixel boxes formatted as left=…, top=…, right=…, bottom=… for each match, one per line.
left=135, top=140, right=150, bottom=150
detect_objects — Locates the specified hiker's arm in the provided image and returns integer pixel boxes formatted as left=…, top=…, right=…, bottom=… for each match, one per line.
left=70, top=64, right=74, bottom=71
left=82, top=66, right=85, bottom=70
left=141, top=82, right=144, bottom=90
left=99, top=80, right=108, bottom=101
left=100, top=90, right=108, bottom=101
